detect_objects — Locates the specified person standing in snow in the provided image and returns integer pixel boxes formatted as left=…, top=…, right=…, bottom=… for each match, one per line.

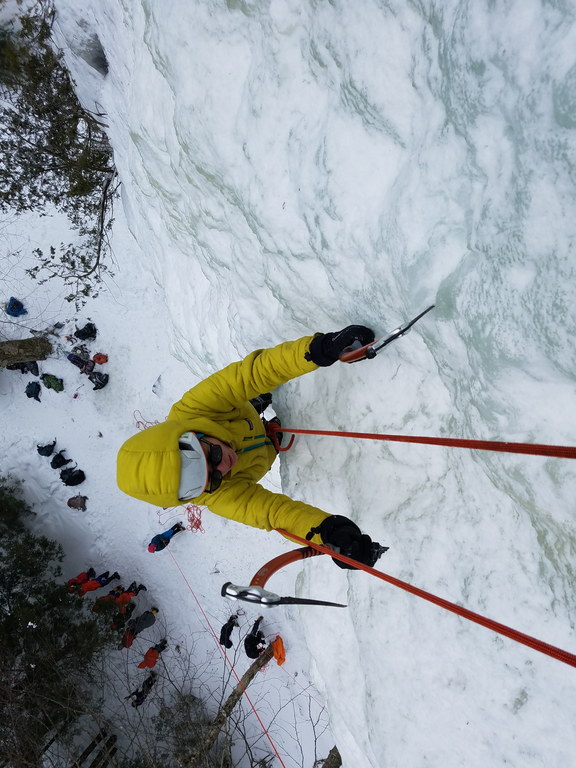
left=37, top=439, right=56, bottom=457
left=92, top=585, right=124, bottom=613
left=25, top=381, right=41, bottom=401
left=93, top=583, right=145, bottom=613
left=116, top=581, right=147, bottom=609
left=120, top=607, right=159, bottom=648
left=244, top=616, right=266, bottom=659
left=125, top=671, right=157, bottom=707
left=137, top=638, right=168, bottom=668
left=128, top=607, right=159, bottom=635
left=70, top=570, right=120, bottom=596
left=219, top=615, right=239, bottom=649
left=117, top=327, right=384, bottom=569
left=5, top=296, right=27, bottom=317
left=67, top=567, right=96, bottom=592
left=147, top=522, right=186, bottom=553
left=111, top=602, right=136, bottom=632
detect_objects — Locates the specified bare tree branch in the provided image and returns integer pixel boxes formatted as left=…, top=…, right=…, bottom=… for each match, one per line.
left=186, top=644, right=274, bottom=768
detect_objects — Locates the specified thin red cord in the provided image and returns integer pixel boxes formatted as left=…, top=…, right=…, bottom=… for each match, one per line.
left=168, top=550, right=288, bottom=767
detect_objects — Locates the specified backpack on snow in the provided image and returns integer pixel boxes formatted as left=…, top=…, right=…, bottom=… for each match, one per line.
left=7, top=360, right=39, bottom=376
left=5, top=297, right=27, bottom=317
left=37, top=439, right=56, bottom=457
left=67, top=353, right=94, bottom=374
left=88, top=372, right=109, bottom=390
left=67, top=494, right=88, bottom=511
left=74, top=323, right=97, bottom=341
left=41, top=374, right=64, bottom=392
left=25, top=381, right=41, bottom=401
left=60, top=467, right=86, bottom=486
left=51, top=450, right=72, bottom=469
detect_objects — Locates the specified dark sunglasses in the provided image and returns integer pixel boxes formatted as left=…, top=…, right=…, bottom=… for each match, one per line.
left=201, top=440, right=223, bottom=494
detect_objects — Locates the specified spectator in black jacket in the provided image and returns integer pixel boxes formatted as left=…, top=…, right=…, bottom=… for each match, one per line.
left=244, top=616, right=266, bottom=659
left=219, top=615, right=239, bottom=649
left=126, top=672, right=157, bottom=707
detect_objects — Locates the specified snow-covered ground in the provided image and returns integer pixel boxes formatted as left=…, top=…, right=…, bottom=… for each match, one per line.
left=1, top=207, right=332, bottom=764
left=2, top=1, right=576, bottom=766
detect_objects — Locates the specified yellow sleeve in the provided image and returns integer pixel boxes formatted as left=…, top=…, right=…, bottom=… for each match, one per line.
left=169, top=336, right=318, bottom=419
left=201, top=480, right=329, bottom=544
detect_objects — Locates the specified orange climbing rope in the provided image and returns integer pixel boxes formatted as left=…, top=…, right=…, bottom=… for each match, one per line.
left=275, top=530, right=576, bottom=669
left=267, top=423, right=576, bottom=460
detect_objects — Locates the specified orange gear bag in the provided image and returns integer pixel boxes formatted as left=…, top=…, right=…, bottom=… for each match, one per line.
left=272, top=635, right=286, bottom=666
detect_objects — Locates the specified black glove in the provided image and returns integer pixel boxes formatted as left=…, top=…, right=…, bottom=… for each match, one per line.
left=309, top=515, right=386, bottom=570
left=306, top=325, right=375, bottom=366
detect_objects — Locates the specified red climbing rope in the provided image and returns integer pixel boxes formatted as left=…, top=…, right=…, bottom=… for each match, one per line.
left=184, top=504, right=205, bottom=532
left=156, top=504, right=205, bottom=532
left=133, top=410, right=159, bottom=430
left=267, top=424, right=576, bottom=460
left=276, top=530, right=576, bottom=669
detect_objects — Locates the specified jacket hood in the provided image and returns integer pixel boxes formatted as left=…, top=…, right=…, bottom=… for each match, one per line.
left=116, top=418, right=234, bottom=507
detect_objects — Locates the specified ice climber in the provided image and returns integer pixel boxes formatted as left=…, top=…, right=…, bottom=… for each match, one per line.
left=116, top=327, right=384, bottom=569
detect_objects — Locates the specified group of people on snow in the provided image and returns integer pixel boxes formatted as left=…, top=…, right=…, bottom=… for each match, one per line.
left=68, top=567, right=167, bottom=707
left=219, top=615, right=268, bottom=660
left=67, top=568, right=120, bottom=596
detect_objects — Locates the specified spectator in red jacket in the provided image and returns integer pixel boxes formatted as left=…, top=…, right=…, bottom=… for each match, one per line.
left=71, top=570, right=120, bottom=596
left=67, top=567, right=95, bottom=593
left=115, top=581, right=147, bottom=613
left=92, top=585, right=124, bottom=613
left=137, top=639, right=168, bottom=669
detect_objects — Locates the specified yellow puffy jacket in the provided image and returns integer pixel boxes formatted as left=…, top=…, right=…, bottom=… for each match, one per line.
left=117, top=336, right=330, bottom=543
